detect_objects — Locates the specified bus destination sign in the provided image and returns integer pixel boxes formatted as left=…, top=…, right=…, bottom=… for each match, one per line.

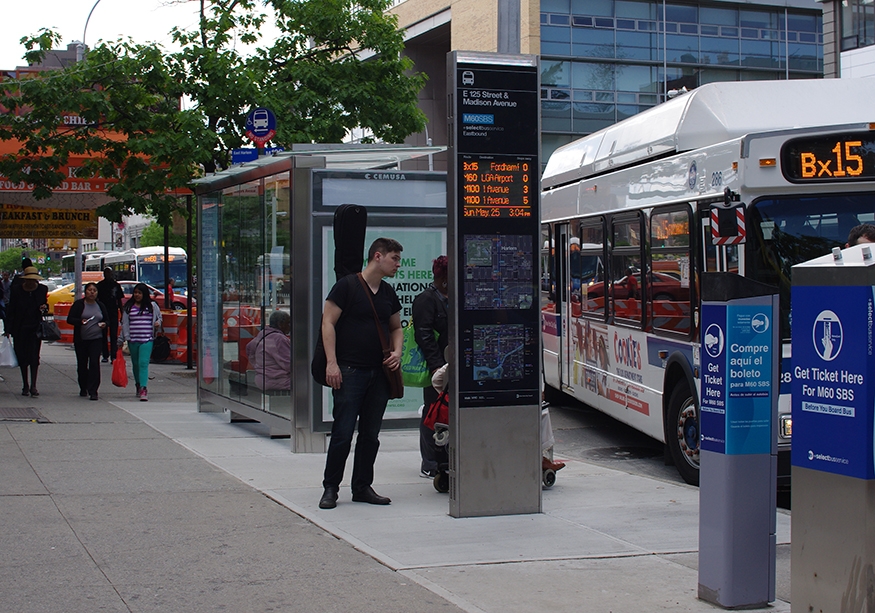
left=460, top=154, right=534, bottom=219
left=782, top=131, right=875, bottom=183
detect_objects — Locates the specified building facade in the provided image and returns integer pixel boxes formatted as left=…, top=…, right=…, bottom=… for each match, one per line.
left=820, top=0, right=875, bottom=78
left=390, top=0, right=824, bottom=166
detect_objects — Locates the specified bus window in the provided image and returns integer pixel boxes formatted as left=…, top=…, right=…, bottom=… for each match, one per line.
left=540, top=224, right=554, bottom=309
left=650, top=207, right=692, bottom=335
left=610, top=215, right=643, bottom=323
left=577, top=220, right=605, bottom=317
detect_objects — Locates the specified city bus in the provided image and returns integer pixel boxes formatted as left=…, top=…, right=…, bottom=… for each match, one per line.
left=540, top=79, right=875, bottom=486
left=60, top=251, right=110, bottom=283
left=102, top=247, right=188, bottom=295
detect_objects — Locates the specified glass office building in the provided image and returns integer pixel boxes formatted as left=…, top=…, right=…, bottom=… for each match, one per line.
left=538, top=0, right=824, bottom=157
left=390, top=0, right=825, bottom=169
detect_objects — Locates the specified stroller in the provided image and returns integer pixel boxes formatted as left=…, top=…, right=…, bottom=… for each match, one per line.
left=423, top=389, right=450, bottom=492
left=423, top=392, right=564, bottom=491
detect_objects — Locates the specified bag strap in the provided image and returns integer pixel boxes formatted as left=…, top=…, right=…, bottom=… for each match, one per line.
left=356, top=273, right=389, bottom=353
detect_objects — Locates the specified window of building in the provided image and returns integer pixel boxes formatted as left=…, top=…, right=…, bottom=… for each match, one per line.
left=842, top=0, right=875, bottom=50
left=539, top=0, right=822, bottom=141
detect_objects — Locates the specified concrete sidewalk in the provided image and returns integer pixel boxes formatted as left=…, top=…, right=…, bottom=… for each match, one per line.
left=0, top=342, right=791, bottom=613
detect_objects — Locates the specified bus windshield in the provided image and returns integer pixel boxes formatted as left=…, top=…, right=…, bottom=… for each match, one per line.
left=138, top=259, right=188, bottom=291
left=747, top=193, right=875, bottom=340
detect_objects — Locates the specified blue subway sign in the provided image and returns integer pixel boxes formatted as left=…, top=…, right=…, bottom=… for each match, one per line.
left=792, top=285, right=875, bottom=480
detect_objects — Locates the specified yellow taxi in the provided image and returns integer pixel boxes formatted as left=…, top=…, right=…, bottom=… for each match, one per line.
left=46, top=283, right=76, bottom=315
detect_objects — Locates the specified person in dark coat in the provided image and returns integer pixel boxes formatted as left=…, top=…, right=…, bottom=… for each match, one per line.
left=5, top=266, right=48, bottom=396
left=67, top=282, right=109, bottom=400
left=411, top=255, right=449, bottom=478
left=96, top=267, right=124, bottom=362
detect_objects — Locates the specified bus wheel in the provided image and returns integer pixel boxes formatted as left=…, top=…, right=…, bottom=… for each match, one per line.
left=667, top=382, right=700, bottom=486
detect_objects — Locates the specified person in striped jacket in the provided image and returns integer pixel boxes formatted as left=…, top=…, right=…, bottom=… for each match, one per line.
left=119, top=283, right=162, bottom=401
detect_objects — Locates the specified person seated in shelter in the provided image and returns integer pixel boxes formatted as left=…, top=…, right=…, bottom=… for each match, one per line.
left=246, top=310, right=291, bottom=391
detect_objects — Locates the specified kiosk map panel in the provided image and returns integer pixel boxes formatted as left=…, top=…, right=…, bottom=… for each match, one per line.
left=451, top=55, right=540, bottom=408
left=464, top=234, right=534, bottom=310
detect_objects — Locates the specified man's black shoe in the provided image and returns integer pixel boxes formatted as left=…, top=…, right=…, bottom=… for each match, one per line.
left=318, top=487, right=338, bottom=509
left=351, top=486, right=391, bottom=505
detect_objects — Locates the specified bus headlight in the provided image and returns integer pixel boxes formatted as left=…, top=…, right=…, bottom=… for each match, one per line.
left=780, top=414, right=792, bottom=439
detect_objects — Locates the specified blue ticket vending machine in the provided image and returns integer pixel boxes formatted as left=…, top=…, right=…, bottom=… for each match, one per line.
left=791, top=244, right=875, bottom=613
left=698, top=273, right=779, bottom=609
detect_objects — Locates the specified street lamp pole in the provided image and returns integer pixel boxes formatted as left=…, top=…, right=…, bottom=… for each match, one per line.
left=83, top=0, right=103, bottom=54
left=73, top=0, right=103, bottom=297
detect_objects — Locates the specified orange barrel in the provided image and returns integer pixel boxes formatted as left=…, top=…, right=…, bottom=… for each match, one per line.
left=173, top=312, right=192, bottom=363
left=177, top=314, right=197, bottom=362
left=54, top=303, right=74, bottom=344
left=161, top=311, right=180, bottom=362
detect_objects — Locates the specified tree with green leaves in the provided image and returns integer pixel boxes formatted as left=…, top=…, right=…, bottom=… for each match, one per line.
left=139, top=221, right=196, bottom=261
left=0, top=247, right=59, bottom=276
left=0, top=0, right=426, bottom=225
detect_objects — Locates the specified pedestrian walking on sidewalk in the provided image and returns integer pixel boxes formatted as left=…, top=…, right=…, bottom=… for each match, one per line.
left=119, top=283, right=162, bottom=402
left=5, top=266, right=48, bottom=397
left=96, top=267, right=124, bottom=363
left=317, top=238, right=404, bottom=509
left=67, top=283, right=109, bottom=400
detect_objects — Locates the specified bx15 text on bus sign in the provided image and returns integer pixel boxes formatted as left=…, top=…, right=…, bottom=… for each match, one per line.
left=782, top=131, right=875, bottom=183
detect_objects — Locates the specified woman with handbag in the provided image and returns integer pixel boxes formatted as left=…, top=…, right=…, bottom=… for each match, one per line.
left=119, top=283, right=162, bottom=402
left=5, top=266, right=49, bottom=397
left=67, top=283, right=109, bottom=400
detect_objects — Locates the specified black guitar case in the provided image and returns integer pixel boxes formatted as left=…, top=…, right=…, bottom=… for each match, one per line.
left=333, top=204, right=368, bottom=281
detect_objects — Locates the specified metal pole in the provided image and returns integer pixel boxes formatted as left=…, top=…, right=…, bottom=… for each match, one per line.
left=663, top=0, right=667, bottom=101
left=164, top=223, right=171, bottom=310
left=497, top=0, right=521, bottom=54
left=82, top=0, right=103, bottom=54
left=186, top=195, right=193, bottom=370
left=784, top=9, right=790, bottom=80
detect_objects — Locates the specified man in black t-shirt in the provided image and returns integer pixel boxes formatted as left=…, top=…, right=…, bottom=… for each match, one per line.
left=96, top=267, right=124, bottom=362
left=318, top=238, right=403, bottom=510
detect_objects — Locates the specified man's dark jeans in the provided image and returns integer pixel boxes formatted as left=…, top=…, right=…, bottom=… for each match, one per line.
left=322, top=365, right=389, bottom=492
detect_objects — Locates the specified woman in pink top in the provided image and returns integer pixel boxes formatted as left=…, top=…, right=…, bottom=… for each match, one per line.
left=246, top=310, right=291, bottom=391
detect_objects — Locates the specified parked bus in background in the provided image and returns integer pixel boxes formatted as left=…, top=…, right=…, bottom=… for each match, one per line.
left=102, top=247, right=188, bottom=296
left=60, top=251, right=110, bottom=283
left=84, top=253, right=106, bottom=273
left=540, top=79, right=875, bottom=487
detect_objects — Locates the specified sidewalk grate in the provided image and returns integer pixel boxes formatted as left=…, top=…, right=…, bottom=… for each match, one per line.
left=0, top=407, right=51, bottom=423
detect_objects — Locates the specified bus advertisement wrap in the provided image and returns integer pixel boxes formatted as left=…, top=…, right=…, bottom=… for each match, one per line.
left=791, top=285, right=875, bottom=480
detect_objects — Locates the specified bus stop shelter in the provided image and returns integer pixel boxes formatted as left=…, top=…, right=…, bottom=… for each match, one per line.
left=191, top=144, right=446, bottom=452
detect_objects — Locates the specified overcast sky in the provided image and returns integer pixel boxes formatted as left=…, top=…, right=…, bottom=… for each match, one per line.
left=1, top=0, right=241, bottom=69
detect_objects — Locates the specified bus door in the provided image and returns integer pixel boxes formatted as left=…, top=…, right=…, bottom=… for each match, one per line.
left=557, top=224, right=574, bottom=392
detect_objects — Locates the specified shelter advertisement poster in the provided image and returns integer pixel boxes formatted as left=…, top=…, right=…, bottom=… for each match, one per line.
left=321, top=226, right=447, bottom=420
left=0, top=205, right=98, bottom=238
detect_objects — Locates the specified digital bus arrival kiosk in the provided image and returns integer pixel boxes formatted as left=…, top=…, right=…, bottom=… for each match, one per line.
left=447, top=51, right=542, bottom=517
